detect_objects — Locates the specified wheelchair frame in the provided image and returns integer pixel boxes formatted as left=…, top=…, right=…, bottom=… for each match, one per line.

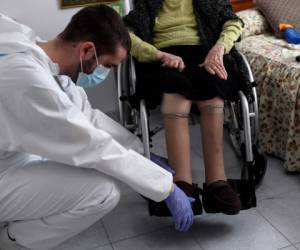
left=117, top=51, right=266, bottom=187
left=116, top=0, right=265, bottom=186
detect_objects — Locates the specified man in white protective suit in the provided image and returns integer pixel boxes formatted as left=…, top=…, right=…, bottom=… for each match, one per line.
left=0, top=5, right=194, bottom=250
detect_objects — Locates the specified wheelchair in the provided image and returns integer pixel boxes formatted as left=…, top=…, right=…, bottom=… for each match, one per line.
left=117, top=0, right=266, bottom=212
left=117, top=51, right=267, bottom=212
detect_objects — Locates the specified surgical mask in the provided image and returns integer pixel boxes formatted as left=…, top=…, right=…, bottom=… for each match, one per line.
left=76, top=47, right=110, bottom=88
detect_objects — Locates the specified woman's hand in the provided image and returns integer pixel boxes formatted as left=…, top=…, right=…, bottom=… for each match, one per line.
left=199, top=44, right=228, bottom=80
left=155, top=51, right=185, bottom=72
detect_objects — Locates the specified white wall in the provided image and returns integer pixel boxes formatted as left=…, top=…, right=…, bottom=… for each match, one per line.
left=1, top=0, right=119, bottom=113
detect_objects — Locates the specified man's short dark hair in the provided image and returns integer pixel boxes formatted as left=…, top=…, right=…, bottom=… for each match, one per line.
left=59, top=4, right=131, bottom=55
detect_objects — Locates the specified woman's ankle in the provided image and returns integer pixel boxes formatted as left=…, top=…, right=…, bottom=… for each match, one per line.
left=174, top=176, right=193, bottom=185
left=205, top=177, right=227, bottom=186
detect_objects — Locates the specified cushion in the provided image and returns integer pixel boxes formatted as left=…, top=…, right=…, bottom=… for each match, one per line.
left=237, top=9, right=271, bottom=39
left=255, top=0, right=300, bottom=37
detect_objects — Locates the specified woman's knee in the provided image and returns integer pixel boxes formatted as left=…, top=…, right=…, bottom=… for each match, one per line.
left=161, top=93, right=192, bottom=114
left=196, top=97, right=224, bottom=108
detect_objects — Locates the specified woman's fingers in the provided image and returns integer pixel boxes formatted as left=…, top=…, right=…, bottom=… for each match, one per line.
left=178, top=60, right=185, bottom=72
left=199, top=57, right=228, bottom=80
left=206, top=65, right=216, bottom=75
left=218, top=54, right=228, bottom=79
left=161, top=54, right=185, bottom=71
left=214, top=64, right=227, bottom=80
left=198, top=43, right=228, bottom=79
left=171, top=60, right=179, bottom=68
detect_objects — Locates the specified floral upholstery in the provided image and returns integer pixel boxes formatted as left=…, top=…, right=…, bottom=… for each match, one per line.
left=237, top=9, right=271, bottom=39
left=237, top=33, right=300, bottom=172
left=235, top=18, right=300, bottom=172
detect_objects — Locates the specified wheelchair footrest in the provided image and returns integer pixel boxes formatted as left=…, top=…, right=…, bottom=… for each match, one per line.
left=147, top=179, right=256, bottom=217
left=252, top=146, right=267, bottom=187
left=202, top=179, right=256, bottom=215
left=227, top=179, right=256, bottom=210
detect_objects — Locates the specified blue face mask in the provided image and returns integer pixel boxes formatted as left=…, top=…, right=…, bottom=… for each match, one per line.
left=76, top=47, right=110, bottom=88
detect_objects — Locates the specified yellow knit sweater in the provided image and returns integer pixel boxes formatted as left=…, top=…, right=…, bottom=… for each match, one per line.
left=130, top=0, right=243, bottom=62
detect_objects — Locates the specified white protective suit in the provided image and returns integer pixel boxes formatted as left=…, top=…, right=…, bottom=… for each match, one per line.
left=0, top=13, right=172, bottom=250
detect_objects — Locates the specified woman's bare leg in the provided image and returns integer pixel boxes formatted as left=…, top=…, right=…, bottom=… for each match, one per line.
left=161, top=93, right=192, bottom=184
left=196, top=97, right=226, bottom=184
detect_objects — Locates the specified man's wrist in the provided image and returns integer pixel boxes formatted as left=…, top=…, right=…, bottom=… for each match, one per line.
left=165, top=184, right=176, bottom=204
left=167, top=183, right=175, bottom=197
left=170, top=183, right=175, bottom=193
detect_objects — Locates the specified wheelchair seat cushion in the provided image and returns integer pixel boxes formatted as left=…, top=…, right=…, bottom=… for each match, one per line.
left=134, top=45, right=242, bottom=106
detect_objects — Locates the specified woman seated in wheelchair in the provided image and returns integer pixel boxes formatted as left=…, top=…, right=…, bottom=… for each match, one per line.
left=124, top=0, right=245, bottom=215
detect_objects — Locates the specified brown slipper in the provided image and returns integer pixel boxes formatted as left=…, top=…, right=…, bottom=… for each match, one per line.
left=148, top=181, right=203, bottom=217
left=202, top=180, right=241, bottom=215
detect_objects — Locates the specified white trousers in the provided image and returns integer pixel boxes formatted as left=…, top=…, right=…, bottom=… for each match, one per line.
left=0, top=155, right=120, bottom=250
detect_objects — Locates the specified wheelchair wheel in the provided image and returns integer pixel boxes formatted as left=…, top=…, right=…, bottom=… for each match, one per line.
left=225, top=89, right=259, bottom=160
left=139, top=99, right=151, bottom=159
left=117, top=58, right=139, bottom=132
left=225, top=89, right=267, bottom=188
left=117, top=59, right=131, bottom=126
left=251, top=145, right=267, bottom=187
left=225, top=100, right=243, bottom=158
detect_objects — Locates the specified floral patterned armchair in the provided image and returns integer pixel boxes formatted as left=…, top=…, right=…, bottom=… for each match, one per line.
left=236, top=9, right=300, bottom=172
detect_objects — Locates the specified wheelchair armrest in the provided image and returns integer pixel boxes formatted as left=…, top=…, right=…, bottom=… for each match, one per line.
left=237, top=51, right=254, bottom=84
left=234, top=50, right=258, bottom=104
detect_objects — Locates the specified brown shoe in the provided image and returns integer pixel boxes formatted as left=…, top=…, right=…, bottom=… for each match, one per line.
left=202, top=180, right=241, bottom=215
left=148, top=181, right=203, bottom=217
left=175, top=181, right=203, bottom=215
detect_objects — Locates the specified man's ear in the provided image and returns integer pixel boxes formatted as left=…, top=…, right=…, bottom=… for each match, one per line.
left=79, top=41, right=95, bottom=60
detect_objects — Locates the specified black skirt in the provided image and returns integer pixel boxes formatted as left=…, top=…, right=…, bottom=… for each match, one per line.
left=134, top=45, right=241, bottom=104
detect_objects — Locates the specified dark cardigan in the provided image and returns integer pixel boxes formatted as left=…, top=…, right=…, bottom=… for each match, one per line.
left=124, top=0, right=254, bottom=102
left=124, top=0, right=241, bottom=48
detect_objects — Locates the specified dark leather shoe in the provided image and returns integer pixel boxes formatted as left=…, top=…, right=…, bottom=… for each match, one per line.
left=202, top=180, right=241, bottom=215
left=148, top=181, right=203, bottom=217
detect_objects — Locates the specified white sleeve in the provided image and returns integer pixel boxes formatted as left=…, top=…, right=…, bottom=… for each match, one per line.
left=0, top=69, right=172, bottom=202
left=78, top=87, right=144, bottom=154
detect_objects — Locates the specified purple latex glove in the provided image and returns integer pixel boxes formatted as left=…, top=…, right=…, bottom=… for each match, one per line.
left=150, top=152, right=175, bottom=175
left=165, top=184, right=195, bottom=232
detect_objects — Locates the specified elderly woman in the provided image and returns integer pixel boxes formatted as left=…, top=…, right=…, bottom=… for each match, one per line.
left=124, top=0, right=246, bottom=216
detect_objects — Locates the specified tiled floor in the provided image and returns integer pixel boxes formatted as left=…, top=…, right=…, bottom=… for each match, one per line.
left=52, top=111, right=300, bottom=250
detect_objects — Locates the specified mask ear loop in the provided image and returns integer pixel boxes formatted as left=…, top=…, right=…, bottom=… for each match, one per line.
left=93, top=46, right=99, bottom=66
left=80, top=55, right=84, bottom=73
left=80, top=46, right=99, bottom=74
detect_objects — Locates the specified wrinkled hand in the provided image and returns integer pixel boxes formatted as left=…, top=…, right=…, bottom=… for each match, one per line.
left=165, top=184, right=195, bottom=232
left=155, top=50, right=185, bottom=72
left=199, top=44, right=228, bottom=80
left=150, top=152, right=176, bottom=175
